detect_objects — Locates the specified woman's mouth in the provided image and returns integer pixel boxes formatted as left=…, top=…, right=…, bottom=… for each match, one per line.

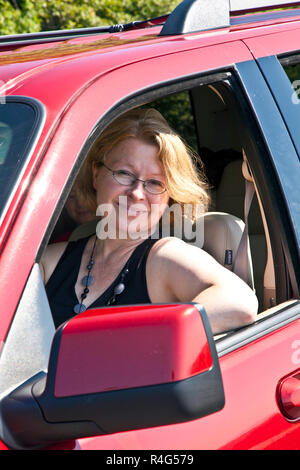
left=115, top=199, right=148, bottom=217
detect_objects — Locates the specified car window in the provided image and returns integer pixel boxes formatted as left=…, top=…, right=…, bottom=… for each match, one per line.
left=279, top=54, right=300, bottom=86
left=0, top=99, right=44, bottom=220
left=51, top=74, right=288, bottom=320
left=279, top=53, right=300, bottom=108
left=145, top=82, right=272, bottom=317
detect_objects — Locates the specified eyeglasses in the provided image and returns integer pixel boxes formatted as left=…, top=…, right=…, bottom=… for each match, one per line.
left=102, top=163, right=167, bottom=195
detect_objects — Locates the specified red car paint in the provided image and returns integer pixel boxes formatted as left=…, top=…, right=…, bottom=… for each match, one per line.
left=54, top=304, right=212, bottom=397
left=1, top=3, right=300, bottom=450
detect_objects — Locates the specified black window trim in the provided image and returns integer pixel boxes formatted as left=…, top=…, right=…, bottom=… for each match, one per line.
left=251, top=56, right=300, bottom=297
left=278, top=52, right=300, bottom=67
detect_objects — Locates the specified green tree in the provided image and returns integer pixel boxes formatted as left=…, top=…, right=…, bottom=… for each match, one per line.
left=0, top=0, right=42, bottom=34
left=0, top=0, right=197, bottom=152
left=0, top=0, right=181, bottom=35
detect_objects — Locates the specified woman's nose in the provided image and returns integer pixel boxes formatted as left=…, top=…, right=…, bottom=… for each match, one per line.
left=127, top=180, right=146, bottom=199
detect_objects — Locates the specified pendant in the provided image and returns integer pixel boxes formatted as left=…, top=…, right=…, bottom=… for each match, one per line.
left=82, top=275, right=94, bottom=287
left=114, top=283, right=125, bottom=295
left=73, top=303, right=87, bottom=314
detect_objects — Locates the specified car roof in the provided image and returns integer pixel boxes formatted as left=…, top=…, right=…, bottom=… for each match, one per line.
left=1, top=7, right=300, bottom=102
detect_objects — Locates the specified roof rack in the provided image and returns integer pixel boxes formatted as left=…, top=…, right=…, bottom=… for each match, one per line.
left=1, top=1, right=299, bottom=48
left=0, top=15, right=167, bottom=47
left=160, top=0, right=300, bottom=36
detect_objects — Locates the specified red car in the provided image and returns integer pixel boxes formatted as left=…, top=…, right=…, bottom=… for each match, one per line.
left=0, top=0, right=300, bottom=451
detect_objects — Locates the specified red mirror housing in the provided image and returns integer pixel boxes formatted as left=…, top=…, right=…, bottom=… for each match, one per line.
left=54, top=304, right=213, bottom=397
left=1, top=303, right=224, bottom=449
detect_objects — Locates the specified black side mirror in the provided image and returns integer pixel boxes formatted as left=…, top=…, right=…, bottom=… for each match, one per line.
left=1, top=303, right=224, bottom=449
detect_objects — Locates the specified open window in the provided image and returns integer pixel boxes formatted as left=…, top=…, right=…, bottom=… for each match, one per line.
left=48, top=73, right=291, bottom=319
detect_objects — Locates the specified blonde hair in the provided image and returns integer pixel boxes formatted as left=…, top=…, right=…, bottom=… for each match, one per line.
left=76, top=107, right=210, bottom=220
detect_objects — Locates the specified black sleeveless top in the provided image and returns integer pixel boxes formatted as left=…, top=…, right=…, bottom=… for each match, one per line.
left=46, top=236, right=158, bottom=328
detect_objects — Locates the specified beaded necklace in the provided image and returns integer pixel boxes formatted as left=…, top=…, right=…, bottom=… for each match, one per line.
left=73, top=236, right=130, bottom=314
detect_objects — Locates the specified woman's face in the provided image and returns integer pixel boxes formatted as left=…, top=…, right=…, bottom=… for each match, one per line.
left=92, top=137, right=170, bottom=239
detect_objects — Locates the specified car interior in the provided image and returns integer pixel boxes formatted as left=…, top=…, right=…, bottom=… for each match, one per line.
left=49, top=75, right=296, bottom=332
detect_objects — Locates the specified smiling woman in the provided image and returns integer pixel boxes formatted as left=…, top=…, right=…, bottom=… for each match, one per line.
left=77, top=107, right=210, bottom=219
left=40, top=107, right=258, bottom=332
left=91, top=133, right=170, bottom=240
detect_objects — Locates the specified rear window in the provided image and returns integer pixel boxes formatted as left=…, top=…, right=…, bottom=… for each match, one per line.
left=279, top=54, right=300, bottom=101
left=0, top=98, right=44, bottom=219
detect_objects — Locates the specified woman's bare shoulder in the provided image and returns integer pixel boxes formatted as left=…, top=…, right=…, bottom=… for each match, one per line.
left=150, top=236, right=187, bottom=252
left=40, top=241, right=68, bottom=284
left=148, top=236, right=212, bottom=276
left=148, top=236, right=224, bottom=287
left=146, top=237, right=213, bottom=302
left=149, top=236, right=207, bottom=262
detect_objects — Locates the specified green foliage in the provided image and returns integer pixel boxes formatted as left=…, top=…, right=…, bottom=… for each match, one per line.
left=0, top=0, right=181, bottom=35
left=0, top=0, right=195, bottom=154
left=151, top=91, right=198, bottom=153
left=0, top=0, right=41, bottom=35
left=283, top=62, right=300, bottom=85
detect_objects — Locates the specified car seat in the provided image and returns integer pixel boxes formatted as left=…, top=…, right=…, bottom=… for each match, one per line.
left=193, top=211, right=254, bottom=288
left=216, top=157, right=269, bottom=310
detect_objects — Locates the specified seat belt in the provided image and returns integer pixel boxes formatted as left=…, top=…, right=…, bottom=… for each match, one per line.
left=233, top=175, right=255, bottom=290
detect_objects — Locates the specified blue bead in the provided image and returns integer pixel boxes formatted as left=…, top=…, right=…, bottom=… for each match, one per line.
left=73, top=303, right=86, bottom=314
left=114, top=283, right=125, bottom=295
left=82, top=275, right=94, bottom=286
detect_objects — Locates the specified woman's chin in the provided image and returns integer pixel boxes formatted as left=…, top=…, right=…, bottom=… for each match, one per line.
left=117, top=221, right=152, bottom=240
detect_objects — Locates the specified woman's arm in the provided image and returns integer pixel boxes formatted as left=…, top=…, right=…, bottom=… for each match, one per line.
left=39, top=241, right=68, bottom=284
left=149, top=237, right=258, bottom=335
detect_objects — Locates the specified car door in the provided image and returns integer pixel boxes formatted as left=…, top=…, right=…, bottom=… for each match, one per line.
left=75, top=42, right=300, bottom=450
left=0, top=38, right=299, bottom=450
left=76, top=61, right=300, bottom=449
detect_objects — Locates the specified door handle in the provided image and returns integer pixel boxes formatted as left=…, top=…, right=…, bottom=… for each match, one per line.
left=277, top=370, right=300, bottom=421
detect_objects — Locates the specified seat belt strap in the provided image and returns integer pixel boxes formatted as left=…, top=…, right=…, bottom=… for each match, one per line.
left=233, top=179, right=255, bottom=289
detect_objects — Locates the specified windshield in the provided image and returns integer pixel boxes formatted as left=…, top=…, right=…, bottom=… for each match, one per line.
left=0, top=99, right=43, bottom=219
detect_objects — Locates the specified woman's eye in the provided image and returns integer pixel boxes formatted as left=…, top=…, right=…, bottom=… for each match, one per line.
left=116, top=170, right=134, bottom=177
left=148, top=179, right=164, bottom=187
left=113, top=170, right=136, bottom=184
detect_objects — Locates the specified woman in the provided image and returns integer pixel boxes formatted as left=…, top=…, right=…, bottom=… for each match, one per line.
left=41, top=108, right=258, bottom=332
